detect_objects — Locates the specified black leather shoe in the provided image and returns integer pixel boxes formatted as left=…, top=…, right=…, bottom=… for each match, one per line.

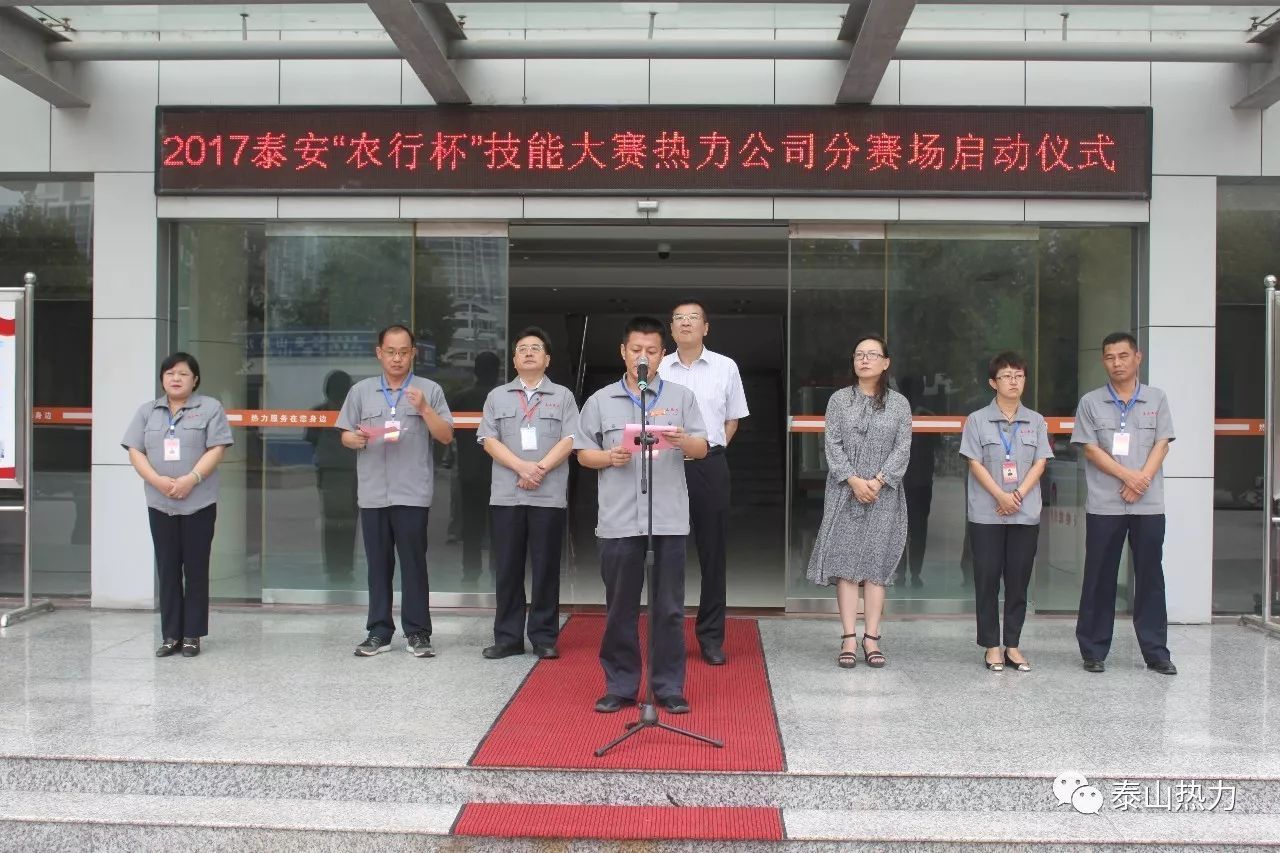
left=594, top=693, right=637, bottom=714
left=1082, top=658, right=1105, bottom=673
left=180, top=638, right=200, bottom=658
left=657, top=694, right=691, bottom=714
left=155, top=639, right=180, bottom=658
left=482, top=643, right=524, bottom=660
left=1147, top=659, right=1178, bottom=675
left=699, top=644, right=727, bottom=666
left=531, top=644, right=559, bottom=660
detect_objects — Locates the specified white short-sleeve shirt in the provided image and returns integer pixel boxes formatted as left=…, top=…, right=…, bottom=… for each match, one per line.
left=658, top=347, right=749, bottom=448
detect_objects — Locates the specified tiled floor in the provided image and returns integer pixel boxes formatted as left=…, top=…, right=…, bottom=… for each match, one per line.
left=0, top=607, right=1276, bottom=781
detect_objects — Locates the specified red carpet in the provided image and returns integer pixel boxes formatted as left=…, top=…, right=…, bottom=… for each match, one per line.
left=454, top=803, right=785, bottom=841
left=470, top=614, right=785, bottom=771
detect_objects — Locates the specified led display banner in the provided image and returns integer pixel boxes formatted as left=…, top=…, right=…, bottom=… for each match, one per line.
left=157, top=106, right=1151, bottom=198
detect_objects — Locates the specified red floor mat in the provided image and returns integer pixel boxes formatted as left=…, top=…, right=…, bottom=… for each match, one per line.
left=470, top=615, right=785, bottom=771
left=454, top=803, right=785, bottom=841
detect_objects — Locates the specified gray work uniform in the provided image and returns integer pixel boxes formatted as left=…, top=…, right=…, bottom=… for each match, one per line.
left=335, top=375, right=453, bottom=509
left=1071, top=385, right=1175, bottom=516
left=1071, top=384, right=1177, bottom=665
left=574, top=376, right=707, bottom=699
left=959, top=400, right=1054, bottom=525
left=573, top=378, right=707, bottom=538
left=477, top=377, right=581, bottom=508
left=121, top=394, right=234, bottom=515
left=335, top=373, right=452, bottom=643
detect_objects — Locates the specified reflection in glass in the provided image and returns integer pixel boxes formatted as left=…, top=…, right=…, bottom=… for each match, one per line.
left=260, top=224, right=412, bottom=599
left=415, top=234, right=508, bottom=595
left=787, top=237, right=885, bottom=599
left=174, top=224, right=509, bottom=603
left=787, top=226, right=1136, bottom=613
left=0, top=180, right=93, bottom=597
left=1214, top=182, right=1280, bottom=614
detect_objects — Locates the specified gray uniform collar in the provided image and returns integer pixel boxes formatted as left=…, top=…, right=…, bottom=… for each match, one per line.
left=151, top=395, right=204, bottom=412
left=983, top=398, right=1033, bottom=424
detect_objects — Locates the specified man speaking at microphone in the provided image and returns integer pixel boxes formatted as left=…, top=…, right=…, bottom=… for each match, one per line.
left=575, top=317, right=708, bottom=715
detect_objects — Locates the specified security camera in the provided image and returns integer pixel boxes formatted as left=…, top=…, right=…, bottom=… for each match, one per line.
left=657, top=242, right=671, bottom=260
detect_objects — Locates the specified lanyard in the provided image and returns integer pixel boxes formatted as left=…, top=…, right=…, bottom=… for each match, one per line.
left=517, top=389, right=541, bottom=423
left=620, top=378, right=663, bottom=414
left=380, top=376, right=406, bottom=415
left=165, top=407, right=185, bottom=435
left=1106, top=383, right=1140, bottom=429
left=997, top=421, right=1015, bottom=460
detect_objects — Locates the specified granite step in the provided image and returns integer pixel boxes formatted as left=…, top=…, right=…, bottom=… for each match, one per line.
left=2, top=754, right=1279, bottom=814
left=1, top=790, right=1278, bottom=852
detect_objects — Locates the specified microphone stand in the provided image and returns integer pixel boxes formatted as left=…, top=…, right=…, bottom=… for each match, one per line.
left=595, top=373, right=722, bottom=757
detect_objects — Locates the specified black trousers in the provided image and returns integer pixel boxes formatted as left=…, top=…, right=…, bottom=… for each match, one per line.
left=317, top=469, right=357, bottom=578
left=599, top=535, right=686, bottom=699
left=686, top=450, right=730, bottom=648
left=969, top=522, right=1039, bottom=648
left=148, top=504, right=217, bottom=640
left=361, top=506, right=431, bottom=641
left=904, top=484, right=934, bottom=578
left=1076, top=513, right=1170, bottom=663
left=491, top=505, right=565, bottom=647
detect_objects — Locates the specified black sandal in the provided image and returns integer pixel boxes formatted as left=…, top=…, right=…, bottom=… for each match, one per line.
left=837, top=633, right=857, bottom=669
left=862, top=633, right=887, bottom=668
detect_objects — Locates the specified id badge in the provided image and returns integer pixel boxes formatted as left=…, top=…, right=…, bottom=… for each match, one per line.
left=1112, top=431, right=1130, bottom=457
left=163, top=436, right=181, bottom=462
left=384, top=419, right=401, bottom=443
left=1001, top=460, right=1018, bottom=484
left=520, top=424, right=538, bottom=451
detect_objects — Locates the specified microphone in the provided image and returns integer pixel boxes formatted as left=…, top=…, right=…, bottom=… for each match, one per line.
left=636, top=355, right=650, bottom=391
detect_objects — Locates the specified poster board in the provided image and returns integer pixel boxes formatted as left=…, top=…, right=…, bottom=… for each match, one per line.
left=0, top=289, right=27, bottom=489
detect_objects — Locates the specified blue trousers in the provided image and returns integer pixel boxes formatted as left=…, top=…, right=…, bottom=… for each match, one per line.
left=1076, top=513, right=1170, bottom=663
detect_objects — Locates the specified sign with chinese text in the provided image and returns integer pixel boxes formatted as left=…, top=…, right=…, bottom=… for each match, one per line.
left=0, top=291, right=24, bottom=488
left=156, top=106, right=1151, bottom=199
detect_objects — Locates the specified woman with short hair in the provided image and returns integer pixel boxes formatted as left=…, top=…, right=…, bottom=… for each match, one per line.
left=122, top=352, right=233, bottom=658
left=959, top=351, right=1054, bottom=672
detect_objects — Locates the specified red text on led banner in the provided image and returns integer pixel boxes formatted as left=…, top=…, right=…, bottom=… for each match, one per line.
left=161, top=129, right=1118, bottom=176
left=156, top=106, right=1151, bottom=197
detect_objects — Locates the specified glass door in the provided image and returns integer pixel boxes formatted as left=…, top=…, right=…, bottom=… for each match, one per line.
left=786, top=224, right=1136, bottom=615
left=786, top=225, right=888, bottom=610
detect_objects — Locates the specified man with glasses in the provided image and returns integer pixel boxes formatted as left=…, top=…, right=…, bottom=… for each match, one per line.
left=337, top=324, right=454, bottom=659
left=476, top=327, right=580, bottom=660
left=1071, top=332, right=1177, bottom=676
left=658, top=301, right=749, bottom=666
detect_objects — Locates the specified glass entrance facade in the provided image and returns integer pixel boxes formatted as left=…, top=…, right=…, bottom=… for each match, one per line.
left=172, top=221, right=508, bottom=603
left=170, top=220, right=1136, bottom=612
left=787, top=225, right=1136, bottom=612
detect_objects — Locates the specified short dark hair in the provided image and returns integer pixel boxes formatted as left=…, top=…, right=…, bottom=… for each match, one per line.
left=513, top=326, right=552, bottom=356
left=378, top=324, right=416, bottom=348
left=159, top=351, right=201, bottom=391
left=671, top=299, right=708, bottom=321
left=1102, top=331, right=1138, bottom=350
left=988, top=351, right=1029, bottom=381
left=622, top=316, right=666, bottom=344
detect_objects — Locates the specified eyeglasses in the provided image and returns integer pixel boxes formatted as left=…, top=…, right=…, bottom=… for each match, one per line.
left=995, top=373, right=1026, bottom=383
left=514, top=344, right=545, bottom=354
left=672, top=313, right=703, bottom=323
left=380, top=348, right=414, bottom=359
left=853, top=351, right=885, bottom=362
